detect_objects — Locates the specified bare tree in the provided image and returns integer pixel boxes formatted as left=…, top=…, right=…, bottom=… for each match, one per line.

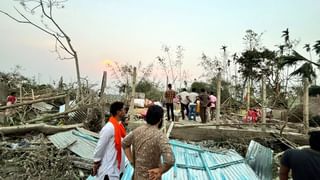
left=0, top=0, right=82, bottom=100
left=157, top=45, right=184, bottom=88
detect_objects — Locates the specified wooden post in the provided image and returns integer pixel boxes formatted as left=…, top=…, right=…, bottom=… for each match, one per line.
left=19, top=83, right=23, bottom=103
left=216, top=72, right=221, bottom=125
left=64, top=94, right=70, bottom=111
left=129, top=67, right=137, bottom=121
left=100, top=71, right=107, bottom=127
left=303, top=78, right=309, bottom=134
left=246, top=78, right=251, bottom=111
left=261, top=75, right=266, bottom=132
left=31, top=89, right=35, bottom=100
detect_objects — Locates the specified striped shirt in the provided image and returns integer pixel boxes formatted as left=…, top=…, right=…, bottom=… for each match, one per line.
left=164, top=89, right=176, bottom=104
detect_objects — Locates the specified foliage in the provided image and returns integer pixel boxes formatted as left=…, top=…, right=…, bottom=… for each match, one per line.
left=156, top=45, right=184, bottom=86
left=135, top=79, right=163, bottom=100
left=309, top=85, right=320, bottom=96
left=0, top=0, right=82, bottom=99
left=243, top=29, right=263, bottom=50
left=199, top=53, right=222, bottom=79
left=106, top=61, right=153, bottom=94
left=191, top=78, right=231, bottom=103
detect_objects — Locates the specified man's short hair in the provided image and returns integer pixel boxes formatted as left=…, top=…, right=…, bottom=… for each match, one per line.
left=145, top=105, right=164, bottom=125
left=309, top=130, right=320, bottom=151
left=110, top=101, right=124, bottom=116
left=168, top=84, right=172, bottom=89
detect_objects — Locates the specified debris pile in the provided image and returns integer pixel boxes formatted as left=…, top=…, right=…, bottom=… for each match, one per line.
left=0, top=133, right=91, bottom=179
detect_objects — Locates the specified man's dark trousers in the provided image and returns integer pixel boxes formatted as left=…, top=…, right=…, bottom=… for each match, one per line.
left=166, top=103, right=174, bottom=121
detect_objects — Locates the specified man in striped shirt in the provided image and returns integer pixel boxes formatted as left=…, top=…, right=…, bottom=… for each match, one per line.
left=164, top=84, right=176, bottom=121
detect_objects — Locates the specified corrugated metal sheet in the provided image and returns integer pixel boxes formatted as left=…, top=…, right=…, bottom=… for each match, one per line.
left=121, top=140, right=259, bottom=180
left=48, top=130, right=97, bottom=160
left=245, top=140, right=273, bottom=180
left=50, top=129, right=265, bottom=180
left=32, top=102, right=55, bottom=111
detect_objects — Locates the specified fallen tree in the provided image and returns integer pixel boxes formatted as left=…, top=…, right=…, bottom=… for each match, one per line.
left=0, top=123, right=83, bottom=135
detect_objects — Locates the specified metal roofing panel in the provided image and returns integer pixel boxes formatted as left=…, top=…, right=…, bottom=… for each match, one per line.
left=48, top=130, right=97, bottom=160
left=245, top=140, right=273, bottom=180
left=120, top=140, right=259, bottom=180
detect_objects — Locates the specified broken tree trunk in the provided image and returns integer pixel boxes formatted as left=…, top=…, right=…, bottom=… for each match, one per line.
left=261, top=75, right=266, bottom=132
left=216, top=72, right=221, bottom=124
left=0, top=94, right=67, bottom=110
left=303, top=78, right=309, bottom=134
left=246, top=78, right=251, bottom=111
left=129, top=67, right=137, bottom=121
left=0, top=123, right=83, bottom=135
left=100, top=71, right=107, bottom=127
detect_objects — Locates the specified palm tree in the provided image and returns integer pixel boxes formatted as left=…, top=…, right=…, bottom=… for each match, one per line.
left=313, top=40, right=320, bottom=56
left=304, top=44, right=312, bottom=60
left=221, top=45, right=227, bottom=52
left=282, top=28, right=290, bottom=46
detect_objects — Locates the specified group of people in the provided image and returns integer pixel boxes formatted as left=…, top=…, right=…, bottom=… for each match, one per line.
left=164, top=84, right=217, bottom=123
left=93, top=102, right=175, bottom=180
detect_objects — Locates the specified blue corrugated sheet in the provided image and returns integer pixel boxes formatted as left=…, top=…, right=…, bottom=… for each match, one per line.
left=121, top=140, right=259, bottom=180
left=48, top=129, right=98, bottom=160
left=49, top=129, right=264, bottom=180
left=245, top=140, right=273, bottom=180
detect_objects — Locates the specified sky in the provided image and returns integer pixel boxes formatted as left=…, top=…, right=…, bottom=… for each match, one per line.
left=1, top=0, right=320, bottom=91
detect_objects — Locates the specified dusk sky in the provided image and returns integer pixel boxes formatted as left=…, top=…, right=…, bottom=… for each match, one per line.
left=1, top=0, right=320, bottom=91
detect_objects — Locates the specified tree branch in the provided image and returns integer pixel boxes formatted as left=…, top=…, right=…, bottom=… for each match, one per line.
left=40, top=0, right=77, bottom=57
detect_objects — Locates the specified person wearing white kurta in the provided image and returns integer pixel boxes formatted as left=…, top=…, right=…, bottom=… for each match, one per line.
left=93, top=122, right=125, bottom=180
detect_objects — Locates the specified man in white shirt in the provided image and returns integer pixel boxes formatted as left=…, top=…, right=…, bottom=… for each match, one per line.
left=93, top=101, right=126, bottom=180
left=178, top=88, right=190, bottom=120
left=188, top=88, right=198, bottom=120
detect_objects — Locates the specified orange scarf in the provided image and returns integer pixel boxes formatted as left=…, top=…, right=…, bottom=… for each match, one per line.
left=109, top=116, right=126, bottom=169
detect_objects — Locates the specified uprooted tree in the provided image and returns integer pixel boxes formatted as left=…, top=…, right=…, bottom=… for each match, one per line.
left=0, top=0, right=82, bottom=100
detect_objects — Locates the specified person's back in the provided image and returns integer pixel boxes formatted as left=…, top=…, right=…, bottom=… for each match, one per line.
left=178, top=91, right=190, bottom=105
left=7, top=92, right=17, bottom=105
left=130, top=125, right=173, bottom=179
left=122, top=105, right=175, bottom=180
left=189, top=92, right=198, bottom=104
left=209, top=94, right=216, bottom=107
left=280, top=130, right=320, bottom=180
left=199, top=91, right=209, bottom=107
left=281, top=148, right=320, bottom=180
left=165, top=89, right=176, bottom=103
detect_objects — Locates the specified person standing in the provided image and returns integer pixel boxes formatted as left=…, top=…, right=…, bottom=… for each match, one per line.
left=178, top=88, right=190, bottom=120
left=208, top=91, right=217, bottom=121
left=164, top=84, right=176, bottom=121
left=199, top=88, right=209, bottom=123
left=6, top=92, right=17, bottom=105
left=188, top=88, right=198, bottom=120
left=122, top=105, right=175, bottom=180
left=92, top=101, right=127, bottom=180
left=279, top=130, right=320, bottom=180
